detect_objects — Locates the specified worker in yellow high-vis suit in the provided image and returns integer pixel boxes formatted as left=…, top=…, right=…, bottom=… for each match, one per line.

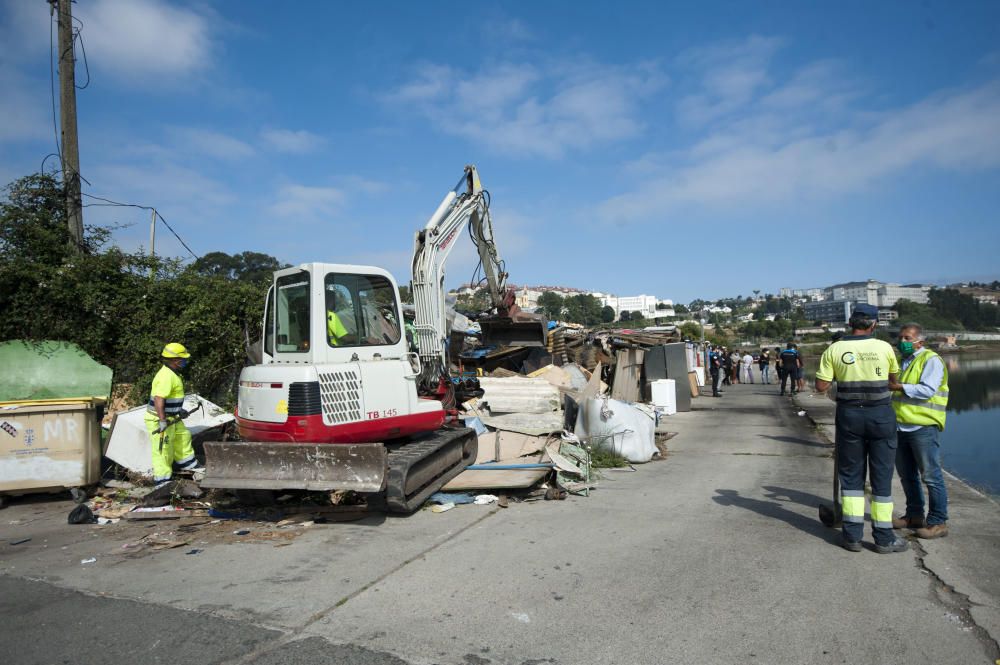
left=144, top=343, right=202, bottom=486
left=815, top=304, right=908, bottom=554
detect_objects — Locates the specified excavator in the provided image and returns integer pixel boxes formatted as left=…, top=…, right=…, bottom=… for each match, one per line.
left=201, top=166, right=545, bottom=512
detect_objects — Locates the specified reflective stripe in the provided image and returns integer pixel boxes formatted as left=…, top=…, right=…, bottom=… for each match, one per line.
left=871, top=498, right=893, bottom=528
left=841, top=490, right=865, bottom=497
left=176, top=454, right=195, bottom=467
left=837, top=380, right=890, bottom=402
left=892, top=396, right=947, bottom=411
left=838, top=381, right=891, bottom=389
left=838, top=391, right=892, bottom=401
left=147, top=397, right=185, bottom=415
left=842, top=495, right=865, bottom=521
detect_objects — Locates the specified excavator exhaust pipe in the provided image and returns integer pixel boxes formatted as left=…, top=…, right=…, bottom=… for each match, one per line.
left=200, top=441, right=388, bottom=493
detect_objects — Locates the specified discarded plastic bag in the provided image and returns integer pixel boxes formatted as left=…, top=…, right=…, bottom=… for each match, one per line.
left=68, top=504, right=97, bottom=524
left=574, top=396, right=658, bottom=463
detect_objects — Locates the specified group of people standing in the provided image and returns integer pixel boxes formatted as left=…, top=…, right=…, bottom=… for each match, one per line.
left=706, top=344, right=804, bottom=397
left=815, top=304, right=950, bottom=553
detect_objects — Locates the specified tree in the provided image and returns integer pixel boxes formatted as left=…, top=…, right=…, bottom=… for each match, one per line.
left=673, top=303, right=689, bottom=314
left=537, top=291, right=565, bottom=320
left=679, top=321, right=702, bottom=340
left=455, top=287, right=491, bottom=313
left=1, top=173, right=268, bottom=408
left=192, top=250, right=285, bottom=283
left=619, top=310, right=631, bottom=321
left=397, top=285, right=412, bottom=304
left=562, top=294, right=603, bottom=326
left=600, top=305, right=615, bottom=323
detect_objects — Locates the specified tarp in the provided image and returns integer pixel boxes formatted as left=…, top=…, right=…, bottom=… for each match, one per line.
left=0, top=341, right=112, bottom=403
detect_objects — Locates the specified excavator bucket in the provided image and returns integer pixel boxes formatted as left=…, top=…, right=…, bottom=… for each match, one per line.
left=479, top=316, right=547, bottom=348
left=200, top=441, right=387, bottom=492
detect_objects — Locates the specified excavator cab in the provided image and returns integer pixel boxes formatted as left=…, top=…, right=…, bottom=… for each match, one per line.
left=203, top=263, right=477, bottom=512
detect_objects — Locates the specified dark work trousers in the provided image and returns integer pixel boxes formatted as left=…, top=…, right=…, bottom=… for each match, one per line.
left=780, top=366, right=796, bottom=394
left=836, top=403, right=898, bottom=546
left=711, top=369, right=722, bottom=396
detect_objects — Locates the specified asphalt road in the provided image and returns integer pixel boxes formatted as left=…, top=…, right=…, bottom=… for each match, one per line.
left=2, top=381, right=998, bottom=665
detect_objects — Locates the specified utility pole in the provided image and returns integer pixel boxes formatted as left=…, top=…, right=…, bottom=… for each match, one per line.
left=55, top=0, right=84, bottom=252
left=149, top=209, right=156, bottom=258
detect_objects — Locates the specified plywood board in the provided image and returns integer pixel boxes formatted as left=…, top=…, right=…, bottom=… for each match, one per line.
left=475, top=431, right=550, bottom=463
left=442, top=467, right=549, bottom=490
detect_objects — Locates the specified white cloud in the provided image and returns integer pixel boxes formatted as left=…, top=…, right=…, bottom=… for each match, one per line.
left=383, top=59, right=666, bottom=158
left=74, top=0, right=214, bottom=81
left=674, top=36, right=782, bottom=127
left=167, top=127, right=255, bottom=160
left=268, top=185, right=346, bottom=219
left=260, top=128, right=326, bottom=154
left=600, top=79, right=1000, bottom=224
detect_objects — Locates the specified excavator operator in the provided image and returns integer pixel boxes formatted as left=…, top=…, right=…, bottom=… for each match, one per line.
left=326, top=289, right=352, bottom=346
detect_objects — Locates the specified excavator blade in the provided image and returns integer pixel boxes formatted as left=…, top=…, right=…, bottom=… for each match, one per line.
left=200, top=441, right=387, bottom=492
left=479, top=316, right=547, bottom=348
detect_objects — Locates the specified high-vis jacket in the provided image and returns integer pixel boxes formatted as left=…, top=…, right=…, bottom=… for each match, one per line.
left=892, top=349, right=948, bottom=430
left=328, top=311, right=348, bottom=346
left=145, top=364, right=185, bottom=419
left=816, top=335, right=899, bottom=405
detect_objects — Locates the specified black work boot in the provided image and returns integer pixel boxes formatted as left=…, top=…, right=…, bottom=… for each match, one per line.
left=875, top=537, right=909, bottom=554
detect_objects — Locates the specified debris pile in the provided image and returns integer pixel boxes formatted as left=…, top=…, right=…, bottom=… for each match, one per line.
left=442, top=326, right=702, bottom=503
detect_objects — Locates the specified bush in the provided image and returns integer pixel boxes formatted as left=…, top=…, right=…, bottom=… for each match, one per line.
left=0, top=174, right=268, bottom=408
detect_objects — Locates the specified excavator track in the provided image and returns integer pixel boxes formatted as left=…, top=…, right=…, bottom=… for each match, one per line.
left=381, top=427, right=477, bottom=513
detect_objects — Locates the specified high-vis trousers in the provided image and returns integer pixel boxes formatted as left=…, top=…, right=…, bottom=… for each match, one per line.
left=144, top=417, right=195, bottom=484
left=836, top=403, right=898, bottom=546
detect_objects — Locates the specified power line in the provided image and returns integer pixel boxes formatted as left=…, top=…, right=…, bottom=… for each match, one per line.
left=81, top=193, right=200, bottom=261
left=48, top=2, right=61, bottom=168
left=73, top=24, right=90, bottom=90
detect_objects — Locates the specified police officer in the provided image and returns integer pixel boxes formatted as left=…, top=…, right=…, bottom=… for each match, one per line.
left=815, top=304, right=907, bottom=553
left=709, top=345, right=724, bottom=397
left=779, top=342, right=800, bottom=395
left=144, top=343, right=201, bottom=486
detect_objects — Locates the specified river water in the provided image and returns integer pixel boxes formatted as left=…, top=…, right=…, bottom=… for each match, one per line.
left=939, top=351, right=1000, bottom=498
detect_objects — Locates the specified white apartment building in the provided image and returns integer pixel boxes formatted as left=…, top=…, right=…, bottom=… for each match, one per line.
left=825, top=280, right=930, bottom=307
left=600, top=294, right=662, bottom=320
left=780, top=287, right=824, bottom=299
left=876, top=283, right=930, bottom=307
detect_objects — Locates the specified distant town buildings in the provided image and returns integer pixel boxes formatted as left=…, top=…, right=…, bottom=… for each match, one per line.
left=787, top=279, right=931, bottom=325
left=454, top=284, right=675, bottom=322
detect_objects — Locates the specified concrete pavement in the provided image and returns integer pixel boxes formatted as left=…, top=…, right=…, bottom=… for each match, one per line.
left=1, top=381, right=998, bottom=664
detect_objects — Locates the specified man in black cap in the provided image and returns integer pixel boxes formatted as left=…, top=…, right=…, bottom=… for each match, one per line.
left=815, top=303, right=906, bottom=553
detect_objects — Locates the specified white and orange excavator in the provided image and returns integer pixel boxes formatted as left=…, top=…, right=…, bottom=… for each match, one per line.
left=201, top=166, right=545, bottom=512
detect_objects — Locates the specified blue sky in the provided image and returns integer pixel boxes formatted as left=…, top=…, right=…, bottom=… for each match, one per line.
left=1, top=1, right=999, bottom=304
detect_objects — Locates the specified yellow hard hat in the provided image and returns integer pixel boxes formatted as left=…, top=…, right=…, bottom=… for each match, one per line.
left=161, top=342, right=191, bottom=359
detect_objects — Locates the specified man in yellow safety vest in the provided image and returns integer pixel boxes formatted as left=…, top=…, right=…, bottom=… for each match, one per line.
left=889, top=323, right=950, bottom=539
left=144, top=343, right=201, bottom=486
left=815, top=304, right=907, bottom=553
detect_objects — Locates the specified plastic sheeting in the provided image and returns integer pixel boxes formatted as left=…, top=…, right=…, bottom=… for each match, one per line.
left=0, top=341, right=112, bottom=402
left=573, top=396, right=658, bottom=463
